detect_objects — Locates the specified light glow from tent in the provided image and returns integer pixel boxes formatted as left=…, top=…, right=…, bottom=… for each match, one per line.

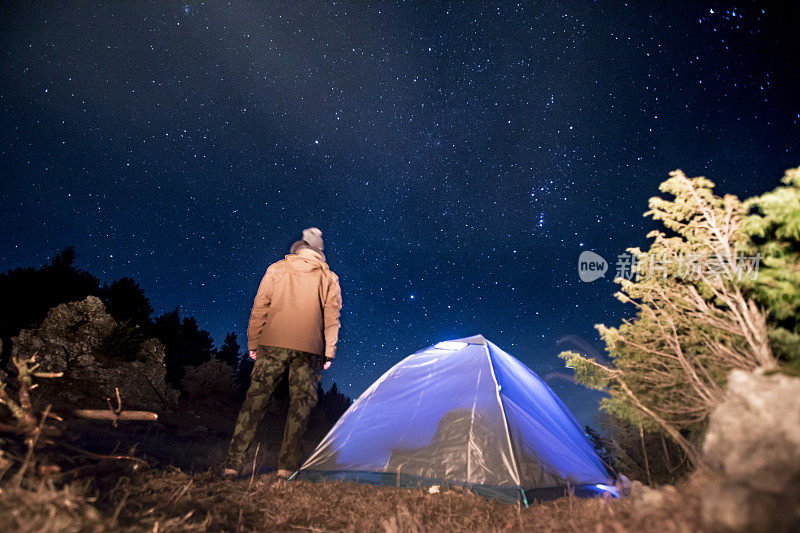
left=594, top=484, right=620, bottom=498
left=434, top=341, right=469, bottom=351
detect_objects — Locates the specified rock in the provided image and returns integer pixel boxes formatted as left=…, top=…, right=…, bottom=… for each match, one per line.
left=628, top=480, right=675, bottom=514
left=181, top=359, right=237, bottom=398
left=700, top=369, right=800, bottom=532
left=700, top=483, right=781, bottom=533
left=11, top=296, right=179, bottom=412
left=615, top=473, right=633, bottom=497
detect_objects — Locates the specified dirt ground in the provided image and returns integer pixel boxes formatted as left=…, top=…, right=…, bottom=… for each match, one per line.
left=1, top=466, right=704, bottom=532
left=1, top=392, right=704, bottom=531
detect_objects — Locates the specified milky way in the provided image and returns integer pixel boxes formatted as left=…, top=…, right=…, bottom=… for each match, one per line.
left=2, top=2, right=798, bottom=426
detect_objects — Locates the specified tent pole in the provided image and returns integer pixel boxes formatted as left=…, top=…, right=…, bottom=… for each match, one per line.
left=482, top=340, right=524, bottom=489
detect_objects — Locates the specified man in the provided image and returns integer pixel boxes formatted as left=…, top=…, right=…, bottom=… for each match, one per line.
left=224, top=227, right=342, bottom=478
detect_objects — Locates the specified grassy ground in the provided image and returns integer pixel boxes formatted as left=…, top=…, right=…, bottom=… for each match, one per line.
left=0, top=467, right=704, bottom=532
left=1, top=389, right=705, bottom=531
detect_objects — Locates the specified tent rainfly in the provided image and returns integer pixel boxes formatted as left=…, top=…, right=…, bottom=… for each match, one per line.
left=293, top=335, right=618, bottom=504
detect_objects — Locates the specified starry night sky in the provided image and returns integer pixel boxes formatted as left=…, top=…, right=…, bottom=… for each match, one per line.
left=2, top=2, right=799, bottom=426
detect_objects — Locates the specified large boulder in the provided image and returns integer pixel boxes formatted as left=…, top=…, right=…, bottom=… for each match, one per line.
left=700, top=369, right=800, bottom=532
left=11, top=296, right=178, bottom=412
left=628, top=481, right=678, bottom=515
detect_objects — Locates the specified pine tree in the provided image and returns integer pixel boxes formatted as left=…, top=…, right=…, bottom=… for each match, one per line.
left=153, top=309, right=215, bottom=385
left=560, top=169, right=778, bottom=467
left=235, top=355, right=254, bottom=400
left=100, top=277, right=154, bottom=329
left=217, top=332, right=242, bottom=370
left=153, top=309, right=183, bottom=385
left=743, top=167, right=800, bottom=367
left=178, top=316, right=215, bottom=367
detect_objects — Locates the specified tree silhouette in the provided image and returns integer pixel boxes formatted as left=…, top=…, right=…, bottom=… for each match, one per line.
left=50, top=245, right=76, bottom=269
left=0, top=246, right=99, bottom=362
left=1, top=247, right=234, bottom=395
left=316, top=382, right=351, bottom=423
left=153, top=309, right=182, bottom=384
left=153, top=310, right=216, bottom=385
left=99, top=277, right=153, bottom=329
left=217, top=332, right=242, bottom=370
left=179, top=316, right=215, bottom=367
left=235, top=354, right=255, bottom=400
left=584, top=425, right=615, bottom=475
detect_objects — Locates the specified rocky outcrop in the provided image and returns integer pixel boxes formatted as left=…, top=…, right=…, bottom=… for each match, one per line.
left=11, top=296, right=178, bottom=412
left=700, top=369, right=800, bottom=532
left=628, top=481, right=677, bottom=515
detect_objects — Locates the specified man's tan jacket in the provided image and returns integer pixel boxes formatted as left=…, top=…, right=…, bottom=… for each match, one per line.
left=247, top=249, right=342, bottom=359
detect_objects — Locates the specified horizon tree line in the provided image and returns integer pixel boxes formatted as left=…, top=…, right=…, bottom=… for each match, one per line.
left=0, top=247, right=351, bottom=414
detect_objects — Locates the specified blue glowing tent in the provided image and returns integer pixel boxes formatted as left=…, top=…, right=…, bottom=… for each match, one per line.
left=295, top=335, right=616, bottom=504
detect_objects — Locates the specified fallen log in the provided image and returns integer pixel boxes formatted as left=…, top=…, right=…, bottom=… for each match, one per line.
left=72, top=387, right=158, bottom=424
left=73, top=410, right=158, bottom=422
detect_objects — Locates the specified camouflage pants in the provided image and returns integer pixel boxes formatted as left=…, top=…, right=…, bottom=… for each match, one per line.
left=226, top=345, right=322, bottom=472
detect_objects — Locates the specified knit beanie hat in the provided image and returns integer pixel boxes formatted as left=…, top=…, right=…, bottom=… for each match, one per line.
left=302, top=227, right=324, bottom=251
left=289, top=227, right=325, bottom=258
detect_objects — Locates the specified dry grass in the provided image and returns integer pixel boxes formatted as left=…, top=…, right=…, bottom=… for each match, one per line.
left=1, top=353, right=706, bottom=531
left=0, top=468, right=705, bottom=532
left=0, top=479, right=108, bottom=533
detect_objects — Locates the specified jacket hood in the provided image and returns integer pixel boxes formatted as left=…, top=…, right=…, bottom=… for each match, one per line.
left=284, top=252, right=328, bottom=273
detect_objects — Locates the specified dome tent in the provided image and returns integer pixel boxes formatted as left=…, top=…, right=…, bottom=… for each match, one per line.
left=293, top=335, right=617, bottom=504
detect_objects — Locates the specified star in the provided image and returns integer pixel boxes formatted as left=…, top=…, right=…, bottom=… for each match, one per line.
left=1, top=1, right=797, bottom=430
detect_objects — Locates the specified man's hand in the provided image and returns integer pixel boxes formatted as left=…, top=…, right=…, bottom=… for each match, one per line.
left=323, top=359, right=332, bottom=370
left=249, top=350, right=257, bottom=360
